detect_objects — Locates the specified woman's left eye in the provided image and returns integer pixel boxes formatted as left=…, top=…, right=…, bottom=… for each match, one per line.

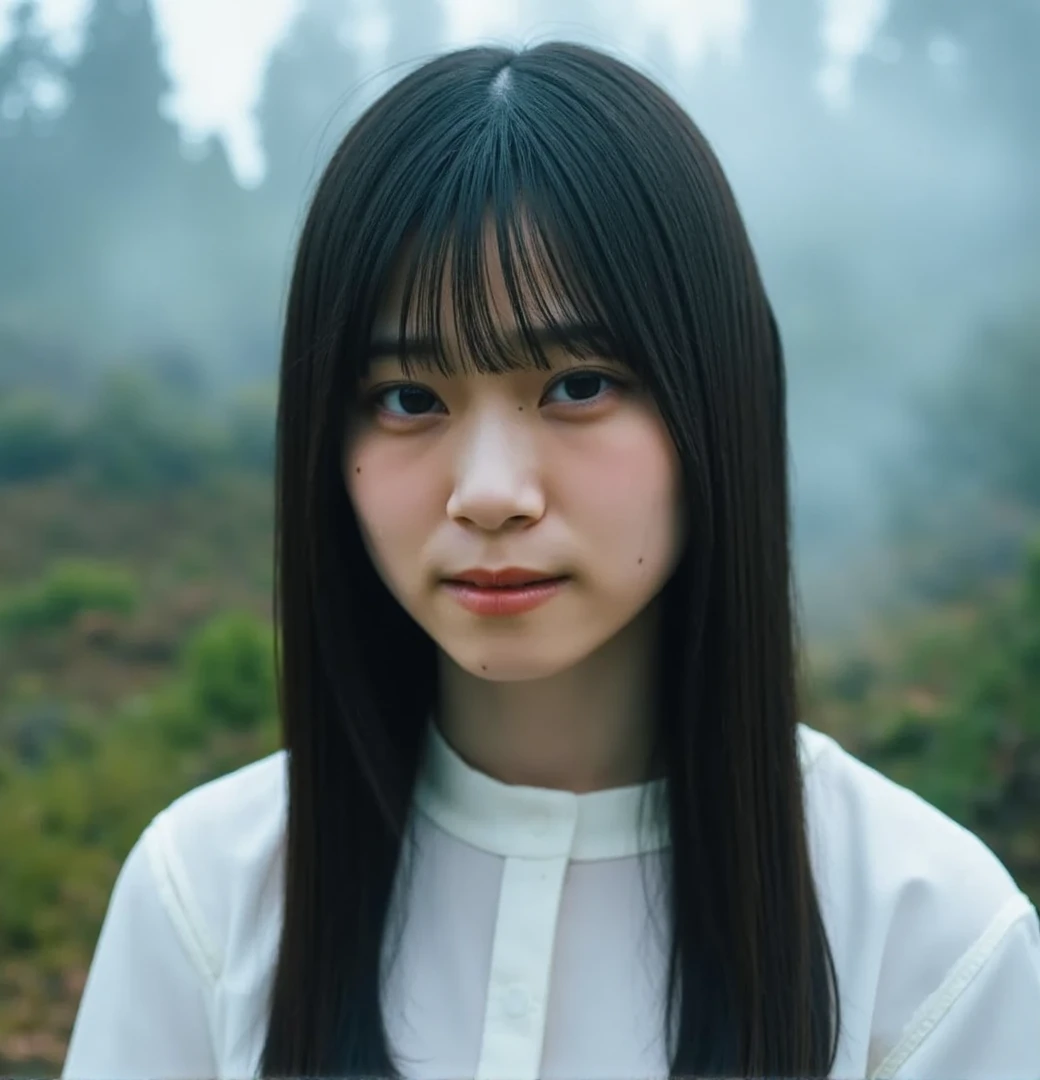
left=542, top=371, right=622, bottom=406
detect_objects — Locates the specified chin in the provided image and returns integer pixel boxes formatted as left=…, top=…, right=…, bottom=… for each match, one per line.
left=448, top=638, right=588, bottom=683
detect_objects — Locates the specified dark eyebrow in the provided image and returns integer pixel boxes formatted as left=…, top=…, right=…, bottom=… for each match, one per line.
left=364, top=321, right=613, bottom=360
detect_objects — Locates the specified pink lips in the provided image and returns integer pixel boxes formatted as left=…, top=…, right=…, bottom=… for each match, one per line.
left=442, top=567, right=569, bottom=616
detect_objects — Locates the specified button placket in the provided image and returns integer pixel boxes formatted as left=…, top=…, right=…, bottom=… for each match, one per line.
left=503, top=985, right=531, bottom=1019
left=475, top=804, right=577, bottom=1080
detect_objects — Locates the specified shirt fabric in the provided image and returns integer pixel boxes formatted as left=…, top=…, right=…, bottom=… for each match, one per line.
left=62, top=722, right=1040, bottom=1080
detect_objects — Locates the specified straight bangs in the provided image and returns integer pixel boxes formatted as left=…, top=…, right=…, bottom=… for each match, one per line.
left=316, top=49, right=711, bottom=461
left=380, top=197, right=619, bottom=384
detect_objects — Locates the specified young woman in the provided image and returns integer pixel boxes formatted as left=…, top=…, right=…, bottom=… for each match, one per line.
left=62, top=42, right=1040, bottom=1080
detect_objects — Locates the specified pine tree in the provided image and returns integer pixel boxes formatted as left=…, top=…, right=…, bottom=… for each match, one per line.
left=58, top=0, right=180, bottom=173
left=256, top=0, right=364, bottom=210
left=853, top=0, right=1040, bottom=278
left=690, top=0, right=830, bottom=194
left=0, top=0, right=62, bottom=135
left=856, top=0, right=1039, bottom=158
left=0, top=1, right=67, bottom=293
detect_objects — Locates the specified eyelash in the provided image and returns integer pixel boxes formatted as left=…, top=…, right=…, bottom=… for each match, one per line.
left=364, top=369, right=629, bottom=423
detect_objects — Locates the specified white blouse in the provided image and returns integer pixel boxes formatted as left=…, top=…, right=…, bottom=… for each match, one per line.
left=62, top=723, right=1040, bottom=1080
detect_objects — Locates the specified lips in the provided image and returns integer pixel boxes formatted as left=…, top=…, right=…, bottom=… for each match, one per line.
left=442, top=574, right=569, bottom=616
left=446, top=568, right=566, bottom=589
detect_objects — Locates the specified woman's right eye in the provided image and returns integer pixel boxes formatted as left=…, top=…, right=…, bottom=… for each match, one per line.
left=372, top=384, right=445, bottom=418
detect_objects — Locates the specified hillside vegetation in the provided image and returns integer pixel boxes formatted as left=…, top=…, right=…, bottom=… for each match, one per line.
left=0, top=369, right=1038, bottom=1071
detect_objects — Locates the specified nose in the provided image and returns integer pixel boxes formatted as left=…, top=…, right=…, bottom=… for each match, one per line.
left=446, top=409, right=545, bottom=531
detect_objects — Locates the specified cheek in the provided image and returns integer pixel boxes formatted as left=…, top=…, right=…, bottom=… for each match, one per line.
left=344, top=437, right=440, bottom=574
left=558, top=416, right=683, bottom=568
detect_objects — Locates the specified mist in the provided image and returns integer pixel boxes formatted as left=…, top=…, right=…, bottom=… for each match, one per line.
left=1, top=0, right=1037, bottom=640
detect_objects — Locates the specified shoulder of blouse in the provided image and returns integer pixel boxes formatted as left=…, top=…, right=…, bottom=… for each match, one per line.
left=143, top=749, right=289, bottom=985
left=796, top=725, right=1039, bottom=1076
left=135, top=730, right=1038, bottom=1080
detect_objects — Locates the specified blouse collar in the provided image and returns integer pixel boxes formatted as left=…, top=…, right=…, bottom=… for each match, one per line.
left=413, top=721, right=670, bottom=861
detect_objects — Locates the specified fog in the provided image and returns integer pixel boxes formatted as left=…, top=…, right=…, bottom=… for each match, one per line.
left=2, top=0, right=1037, bottom=639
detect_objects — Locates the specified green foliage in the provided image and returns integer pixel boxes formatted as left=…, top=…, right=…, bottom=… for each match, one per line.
left=0, top=391, right=76, bottom=482
left=0, top=608, right=280, bottom=1063
left=77, top=368, right=227, bottom=493
left=0, top=368, right=279, bottom=496
left=1, top=528, right=1038, bottom=1072
left=0, top=559, right=138, bottom=639
left=227, top=383, right=277, bottom=473
left=1025, top=534, right=1040, bottom=616
left=839, top=538, right=1040, bottom=892
left=181, top=610, right=277, bottom=734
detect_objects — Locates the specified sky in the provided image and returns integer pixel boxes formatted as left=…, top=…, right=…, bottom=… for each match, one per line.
left=0, top=0, right=888, bottom=184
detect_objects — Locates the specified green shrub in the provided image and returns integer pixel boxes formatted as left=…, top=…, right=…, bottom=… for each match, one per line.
left=0, top=560, right=138, bottom=639
left=182, top=611, right=276, bottom=733
left=0, top=370, right=278, bottom=493
left=0, top=392, right=77, bottom=483
left=78, top=368, right=228, bottom=493
left=855, top=536, right=1040, bottom=900
left=227, top=382, right=276, bottom=473
left=0, top=667, right=279, bottom=970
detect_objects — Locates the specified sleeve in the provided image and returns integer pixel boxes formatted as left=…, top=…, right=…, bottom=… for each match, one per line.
left=61, top=821, right=221, bottom=1080
left=873, top=894, right=1040, bottom=1080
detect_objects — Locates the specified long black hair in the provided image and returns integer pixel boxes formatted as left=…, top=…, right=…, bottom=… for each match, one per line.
left=263, top=41, right=841, bottom=1078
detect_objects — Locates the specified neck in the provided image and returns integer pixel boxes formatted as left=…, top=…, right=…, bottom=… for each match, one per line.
left=434, top=600, right=663, bottom=794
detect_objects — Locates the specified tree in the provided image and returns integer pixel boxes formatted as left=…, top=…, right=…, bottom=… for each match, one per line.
left=681, top=0, right=833, bottom=204
left=20, top=0, right=184, bottom=367
left=0, top=0, right=66, bottom=290
left=0, top=0, right=62, bottom=135
left=851, top=0, right=1040, bottom=349
left=858, top=0, right=1039, bottom=129
left=857, top=0, right=1040, bottom=253
left=57, top=0, right=180, bottom=174
left=256, top=0, right=364, bottom=212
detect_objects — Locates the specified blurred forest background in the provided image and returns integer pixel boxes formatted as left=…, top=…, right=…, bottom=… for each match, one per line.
left=0, top=0, right=1038, bottom=1070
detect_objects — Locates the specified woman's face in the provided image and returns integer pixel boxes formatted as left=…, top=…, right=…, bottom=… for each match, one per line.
left=343, top=239, right=685, bottom=682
